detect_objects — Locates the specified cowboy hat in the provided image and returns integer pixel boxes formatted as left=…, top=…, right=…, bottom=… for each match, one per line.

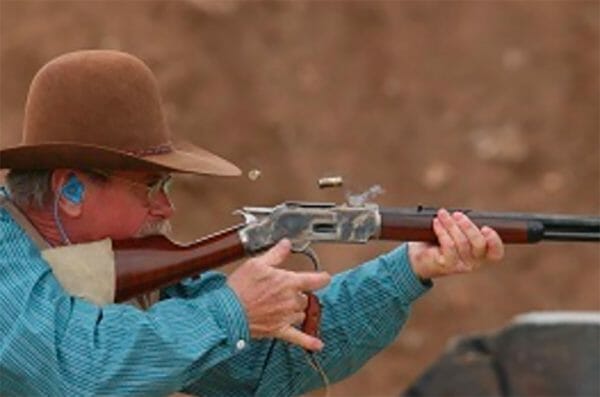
left=0, top=50, right=241, bottom=176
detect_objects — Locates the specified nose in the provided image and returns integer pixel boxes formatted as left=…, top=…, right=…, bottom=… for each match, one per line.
left=149, top=190, right=175, bottom=219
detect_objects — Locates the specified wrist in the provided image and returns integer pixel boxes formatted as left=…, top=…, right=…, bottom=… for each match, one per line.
left=380, top=244, right=433, bottom=301
left=407, top=242, right=431, bottom=282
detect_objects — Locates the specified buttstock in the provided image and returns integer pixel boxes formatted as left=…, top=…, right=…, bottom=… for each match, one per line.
left=113, top=225, right=246, bottom=302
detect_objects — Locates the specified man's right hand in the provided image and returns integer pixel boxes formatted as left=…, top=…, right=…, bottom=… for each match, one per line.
left=227, top=239, right=331, bottom=351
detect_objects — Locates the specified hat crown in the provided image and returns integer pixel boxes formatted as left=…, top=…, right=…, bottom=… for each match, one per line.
left=23, top=50, right=171, bottom=153
left=1, top=50, right=240, bottom=177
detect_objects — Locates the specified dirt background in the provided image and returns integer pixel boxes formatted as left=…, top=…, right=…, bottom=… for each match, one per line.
left=1, top=1, right=599, bottom=396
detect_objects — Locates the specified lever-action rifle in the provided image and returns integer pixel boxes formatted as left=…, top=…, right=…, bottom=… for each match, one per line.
left=113, top=201, right=599, bottom=335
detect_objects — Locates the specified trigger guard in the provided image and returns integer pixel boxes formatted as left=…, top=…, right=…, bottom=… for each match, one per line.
left=293, top=246, right=321, bottom=271
left=290, top=240, right=310, bottom=253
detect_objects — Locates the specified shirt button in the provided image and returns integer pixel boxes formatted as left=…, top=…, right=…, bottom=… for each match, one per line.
left=236, top=339, right=246, bottom=350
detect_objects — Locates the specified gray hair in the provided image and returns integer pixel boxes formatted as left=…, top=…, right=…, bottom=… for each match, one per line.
left=5, top=170, right=53, bottom=208
left=5, top=169, right=110, bottom=209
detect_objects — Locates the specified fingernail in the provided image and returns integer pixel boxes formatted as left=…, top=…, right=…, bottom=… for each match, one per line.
left=279, top=239, right=291, bottom=247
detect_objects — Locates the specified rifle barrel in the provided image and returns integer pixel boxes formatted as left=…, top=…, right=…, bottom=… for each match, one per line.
left=463, top=211, right=600, bottom=241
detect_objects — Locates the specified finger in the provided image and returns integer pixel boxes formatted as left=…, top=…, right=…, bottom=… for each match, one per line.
left=454, top=212, right=487, bottom=260
left=257, top=239, right=292, bottom=267
left=295, top=292, right=309, bottom=311
left=275, top=326, right=324, bottom=351
left=440, top=210, right=472, bottom=265
left=290, top=311, right=306, bottom=326
left=433, top=213, right=458, bottom=266
left=294, top=271, right=331, bottom=291
left=482, top=226, right=505, bottom=261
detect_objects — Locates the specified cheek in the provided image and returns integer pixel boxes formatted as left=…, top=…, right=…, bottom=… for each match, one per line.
left=85, top=191, right=148, bottom=239
left=108, top=207, right=148, bottom=238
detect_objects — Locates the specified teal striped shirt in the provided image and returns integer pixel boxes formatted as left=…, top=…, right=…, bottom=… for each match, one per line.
left=0, top=196, right=430, bottom=396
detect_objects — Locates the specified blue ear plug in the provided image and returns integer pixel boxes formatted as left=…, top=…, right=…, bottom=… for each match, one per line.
left=61, top=175, right=84, bottom=204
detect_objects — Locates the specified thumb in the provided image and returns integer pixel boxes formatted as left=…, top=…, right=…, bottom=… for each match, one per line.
left=296, top=271, right=332, bottom=291
left=257, top=238, right=292, bottom=267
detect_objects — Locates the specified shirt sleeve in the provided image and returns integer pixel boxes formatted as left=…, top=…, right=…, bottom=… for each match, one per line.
left=160, top=275, right=208, bottom=300
left=183, top=243, right=432, bottom=397
left=0, top=211, right=250, bottom=397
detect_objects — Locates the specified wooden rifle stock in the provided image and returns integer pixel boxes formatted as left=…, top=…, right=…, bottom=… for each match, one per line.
left=113, top=224, right=246, bottom=302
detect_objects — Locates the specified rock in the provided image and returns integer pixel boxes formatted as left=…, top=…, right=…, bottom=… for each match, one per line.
left=402, top=311, right=600, bottom=397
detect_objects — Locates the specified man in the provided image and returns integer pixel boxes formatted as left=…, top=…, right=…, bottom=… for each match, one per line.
left=0, top=50, right=504, bottom=396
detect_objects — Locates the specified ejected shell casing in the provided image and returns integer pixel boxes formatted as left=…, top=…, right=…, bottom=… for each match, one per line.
left=248, top=169, right=262, bottom=181
left=318, top=176, right=344, bottom=189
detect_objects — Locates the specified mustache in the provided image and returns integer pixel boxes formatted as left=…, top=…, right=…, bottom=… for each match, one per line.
left=134, top=220, right=173, bottom=237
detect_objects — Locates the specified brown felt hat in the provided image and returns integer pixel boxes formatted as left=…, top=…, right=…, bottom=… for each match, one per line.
left=0, top=50, right=241, bottom=176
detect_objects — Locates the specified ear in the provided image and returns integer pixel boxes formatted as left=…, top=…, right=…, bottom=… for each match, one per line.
left=51, top=169, right=84, bottom=218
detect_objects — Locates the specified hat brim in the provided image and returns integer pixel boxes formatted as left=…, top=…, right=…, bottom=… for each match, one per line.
left=0, top=141, right=241, bottom=176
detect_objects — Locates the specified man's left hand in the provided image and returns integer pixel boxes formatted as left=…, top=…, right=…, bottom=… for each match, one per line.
left=408, top=208, right=505, bottom=280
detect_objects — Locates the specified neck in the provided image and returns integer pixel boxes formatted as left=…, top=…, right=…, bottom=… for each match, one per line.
left=18, top=203, right=66, bottom=247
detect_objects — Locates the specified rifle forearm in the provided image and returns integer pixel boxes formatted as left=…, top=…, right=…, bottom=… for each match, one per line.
left=378, top=207, right=600, bottom=243
left=378, top=210, right=539, bottom=243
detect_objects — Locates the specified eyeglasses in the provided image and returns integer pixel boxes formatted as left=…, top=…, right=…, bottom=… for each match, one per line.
left=91, top=170, right=173, bottom=203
